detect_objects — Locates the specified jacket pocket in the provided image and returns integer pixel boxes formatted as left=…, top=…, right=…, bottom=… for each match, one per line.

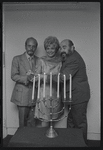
left=14, top=86, right=23, bottom=101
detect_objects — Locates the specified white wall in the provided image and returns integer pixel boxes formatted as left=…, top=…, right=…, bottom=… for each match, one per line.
left=3, top=2, right=100, bottom=140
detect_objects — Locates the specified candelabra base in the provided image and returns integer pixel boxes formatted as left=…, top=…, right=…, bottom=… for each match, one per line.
left=46, top=126, right=58, bottom=138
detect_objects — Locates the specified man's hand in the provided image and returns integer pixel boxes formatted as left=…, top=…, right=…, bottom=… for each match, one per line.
left=35, top=74, right=44, bottom=82
left=26, top=70, right=34, bottom=82
left=26, top=70, right=34, bottom=76
left=27, top=74, right=34, bottom=82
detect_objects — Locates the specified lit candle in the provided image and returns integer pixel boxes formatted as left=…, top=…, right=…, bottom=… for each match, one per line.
left=64, top=74, right=66, bottom=99
left=50, top=72, right=52, bottom=97
left=37, top=74, right=40, bottom=99
left=57, top=73, right=60, bottom=98
left=32, top=76, right=35, bottom=100
left=43, top=72, right=46, bottom=98
left=69, top=74, right=72, bottom=99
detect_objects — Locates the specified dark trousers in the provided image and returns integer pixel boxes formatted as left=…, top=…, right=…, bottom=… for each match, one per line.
left=67, top=102, right=88, bottom=144
left=17, top=106, right=36, bottom=127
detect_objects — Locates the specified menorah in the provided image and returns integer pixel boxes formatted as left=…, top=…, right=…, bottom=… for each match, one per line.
left=31, top=72, right=72, bottom=138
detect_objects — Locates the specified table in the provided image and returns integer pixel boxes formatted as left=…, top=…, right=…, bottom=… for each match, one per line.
left=8, top=127, right=87, bottom=147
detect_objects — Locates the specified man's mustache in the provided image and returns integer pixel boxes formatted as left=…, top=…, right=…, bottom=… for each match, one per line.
left=27, top=50, right=34, bottom=52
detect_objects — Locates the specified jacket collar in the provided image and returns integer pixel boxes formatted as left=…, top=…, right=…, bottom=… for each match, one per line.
left=25, top=52, right=34, bottom=60
left=20, top=52, right=38, bottom=73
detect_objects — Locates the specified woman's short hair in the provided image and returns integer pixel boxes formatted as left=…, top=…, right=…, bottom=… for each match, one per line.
left=44, top=36, right=60, bottom=52
left=25, top=37, right=38, bottom=47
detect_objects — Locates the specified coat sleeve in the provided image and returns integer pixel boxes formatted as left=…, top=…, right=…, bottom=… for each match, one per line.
left=60, top=59, right=79, bottom=82
left=11, top=56, right=29, bottom=85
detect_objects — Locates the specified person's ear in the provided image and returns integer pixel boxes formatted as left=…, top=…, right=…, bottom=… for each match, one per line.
left=71, top=45, right=75, bottom=52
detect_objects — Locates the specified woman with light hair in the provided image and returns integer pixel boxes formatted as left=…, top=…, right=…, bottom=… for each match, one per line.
left=34, top=36, right=63, bottom=127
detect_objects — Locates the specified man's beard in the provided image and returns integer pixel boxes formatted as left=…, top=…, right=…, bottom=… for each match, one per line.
left=61, top=52, right=67, bottom=62
left=27, top=50, right=34, bottom=56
